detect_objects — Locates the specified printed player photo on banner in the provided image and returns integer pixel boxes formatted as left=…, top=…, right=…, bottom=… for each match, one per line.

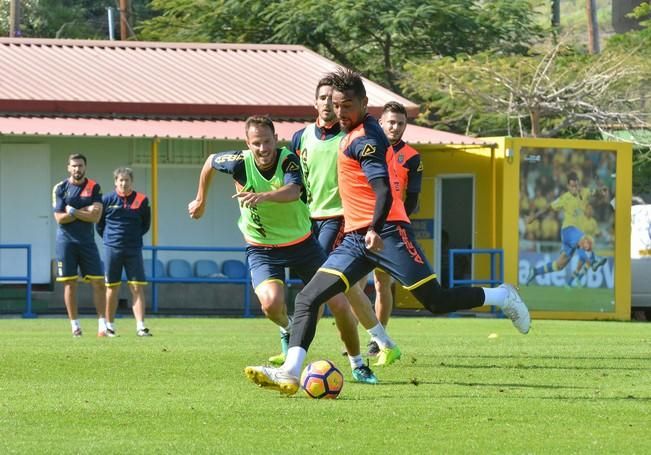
left=517, top=147, right=616, bottom=313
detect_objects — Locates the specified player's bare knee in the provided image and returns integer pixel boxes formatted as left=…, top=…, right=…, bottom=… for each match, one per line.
left=324, top=294, right=348, bottom=315
left=259, top=295, right=284, bottom=317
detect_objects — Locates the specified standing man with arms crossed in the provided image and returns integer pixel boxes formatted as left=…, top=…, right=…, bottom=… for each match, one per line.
left=189, top=116, right=378, bottom=383
left=96, top=167, right=152, bottom=337
left=52, top=153, right=105, bottom=337
left=366, top=101, right=423, bottom=356
left=245, top=69, right=530, bottom=396
left=289, top=76, right=400, bottom=367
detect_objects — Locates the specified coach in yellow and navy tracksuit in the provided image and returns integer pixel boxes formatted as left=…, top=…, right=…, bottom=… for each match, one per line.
left=97, top=167, right=152, bottom=337
left=52, top=153, right=105, bottom=337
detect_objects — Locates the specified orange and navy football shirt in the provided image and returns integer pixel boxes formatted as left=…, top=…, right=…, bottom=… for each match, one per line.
left=97, top=190, right=150, bottom=249
left=337, top=114, right=409, bottom=233
left=387, top=140, right=422, bottom=199
left=52, top=178, right=102, bottom=244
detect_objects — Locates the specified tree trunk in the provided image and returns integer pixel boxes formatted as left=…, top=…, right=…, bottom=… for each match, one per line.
left=119, top=0, right=130, bottom=40
left=551, top=0, right=561, bottom=29
left=530, top=109, right=541, bottom=138
left=586, top=0, right=600, bottom=54
left=612, top=0, right=645, bottom=33
left=9, top=0, right=21, bottom=37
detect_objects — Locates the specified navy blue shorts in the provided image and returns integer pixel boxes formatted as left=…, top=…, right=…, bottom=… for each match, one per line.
left=104, top=246, right=147, bottom=286
left=246, top=235, right=327, bottom=290
left=55, top=241, right=104, bottom=281
left=312, top=217, right=345, bottom=253
left=319, top=222, right=436, bottom=291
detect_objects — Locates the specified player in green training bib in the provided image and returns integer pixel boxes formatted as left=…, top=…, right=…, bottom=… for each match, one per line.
left=189, top=116, right=368, bottom=380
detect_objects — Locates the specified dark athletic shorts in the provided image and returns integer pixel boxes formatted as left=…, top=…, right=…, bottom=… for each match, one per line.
left=319, top=222, right=437, bottom=291
left=246, top=234, right=327, bottom=290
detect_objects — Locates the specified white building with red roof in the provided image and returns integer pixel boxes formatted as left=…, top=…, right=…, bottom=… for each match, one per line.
left=0, top=38, right=488, bottom=316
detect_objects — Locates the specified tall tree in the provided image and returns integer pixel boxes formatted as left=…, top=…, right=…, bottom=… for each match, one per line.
left=0, top=0, right=154, bottom=39
left=586, top=0, right=600, bottom=53
left=137, top=0, right=544, bottom=93
left=401, top=43, right=648, bottom=138
left=612, top=0, right=646, bottom=33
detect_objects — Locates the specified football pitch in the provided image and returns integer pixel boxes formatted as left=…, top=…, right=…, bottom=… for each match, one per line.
left=0, top=317, right=649, bottom=454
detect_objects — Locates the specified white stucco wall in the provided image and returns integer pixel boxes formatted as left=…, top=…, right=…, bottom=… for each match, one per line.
left=0, top=135, right=260, bottom=282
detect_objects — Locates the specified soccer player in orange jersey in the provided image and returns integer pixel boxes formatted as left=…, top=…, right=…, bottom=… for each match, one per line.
left=245, top=69, right=530, bottom=396
left=366, top=101, right=423, bottom=356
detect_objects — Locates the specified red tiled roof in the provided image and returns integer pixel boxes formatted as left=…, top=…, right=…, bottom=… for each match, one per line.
left=0, top=115, right=486, bottom=145
left=0, top=38, right=419, bottom=119
left=0, top=38, right=486, bottom=145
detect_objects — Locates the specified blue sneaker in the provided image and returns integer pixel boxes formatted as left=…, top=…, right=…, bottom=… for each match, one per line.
left=592, top=257, right=607, bottom=271
left=352, top=365, right=379, bottom=384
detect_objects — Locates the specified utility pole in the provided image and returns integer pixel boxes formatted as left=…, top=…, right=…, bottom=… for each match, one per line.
left=9, top=0, right=21, bottom=37
left=107, top=7, right=116, bottom=41
left=586, top=0, right=601, bottom=54
left=119, top=0, right=130, bottom=40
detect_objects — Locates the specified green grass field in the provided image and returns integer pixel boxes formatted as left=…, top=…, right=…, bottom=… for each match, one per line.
left=1, top=317, right=649, bottom=454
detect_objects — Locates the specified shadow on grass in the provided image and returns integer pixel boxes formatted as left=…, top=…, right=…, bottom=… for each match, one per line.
left=374, top=379, right=590, bottom=389
left=451, top=354, right=651, bottom=361
left=400, top=359, right=650, bottom=371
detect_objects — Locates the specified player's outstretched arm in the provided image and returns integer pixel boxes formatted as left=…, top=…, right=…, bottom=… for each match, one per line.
left=189, top=154, right=216, bottom=220
left=233, top=183, right=301, bottom=208
left=526, top=206, right=550, bottom=224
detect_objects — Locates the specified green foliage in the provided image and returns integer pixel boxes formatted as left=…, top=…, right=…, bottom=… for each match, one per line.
left=607, top=2, right=651, bottom=55
left=137, top=0, right=544, bottom=92
left=633, top=154, right=651, bottom=195
left=629, top=1, right=651, bottom=23
left=402, top=42, right=648, bottom=138
left=0, top=318, right=649, bottom=453
left=0, top=0, right=154, bottom=39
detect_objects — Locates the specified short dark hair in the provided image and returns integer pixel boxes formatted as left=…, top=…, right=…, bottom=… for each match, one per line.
left=327, top=67, right=366, bottom=99
left=568, top=171, right=578, bottom=183
left=68, top=153, right=87, bottom=165
left=383, top=101, right=407, bottom=116
left=245, top=115, right=275, bottom=136
left=314, top=75, right=334, bottom=99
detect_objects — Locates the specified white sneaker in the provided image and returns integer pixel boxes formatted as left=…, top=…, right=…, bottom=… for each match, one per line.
left=499, top=283, right=531, bottom=334
left=244, top=365, right=299, bottom=396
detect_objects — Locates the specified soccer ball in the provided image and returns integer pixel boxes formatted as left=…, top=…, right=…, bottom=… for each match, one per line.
left=300, top=360, right=344, bottom=399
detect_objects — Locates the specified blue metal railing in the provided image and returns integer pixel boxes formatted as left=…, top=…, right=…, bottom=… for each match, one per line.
left=0, top=244, right=35, bottom=318
left=449, top=248, right=504, bottom=315
left=143, top=245, right=253, bottom=316
left=449, top=248, right=504, bottom=288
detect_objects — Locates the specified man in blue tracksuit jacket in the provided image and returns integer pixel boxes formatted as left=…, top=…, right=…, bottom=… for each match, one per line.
left=97, top=167, right=152, bottom=337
